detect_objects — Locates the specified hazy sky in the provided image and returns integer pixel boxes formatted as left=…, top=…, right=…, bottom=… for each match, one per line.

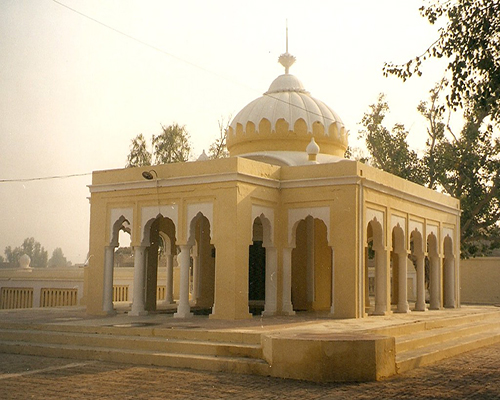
left=0, top=0, right=448, bottom=264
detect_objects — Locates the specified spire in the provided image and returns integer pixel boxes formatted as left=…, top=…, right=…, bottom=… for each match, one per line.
left=278, top=20, right=296, bottom=74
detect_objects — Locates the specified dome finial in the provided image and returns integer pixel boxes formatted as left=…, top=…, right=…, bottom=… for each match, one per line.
left=278, top=20, right=295, bottom=74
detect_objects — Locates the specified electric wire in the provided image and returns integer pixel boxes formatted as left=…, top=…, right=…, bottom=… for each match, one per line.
left=0, top=172, right=91, bottom=183
left=51, top=0, right=340, bottom=125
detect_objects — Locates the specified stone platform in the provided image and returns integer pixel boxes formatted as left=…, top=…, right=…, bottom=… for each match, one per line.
left=0, top=305, right=499, bottom=382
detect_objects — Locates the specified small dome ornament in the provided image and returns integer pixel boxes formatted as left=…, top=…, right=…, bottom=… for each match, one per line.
left=306, top=137, right=320, bottom=163
left=197, top=150, right=209, bottom=161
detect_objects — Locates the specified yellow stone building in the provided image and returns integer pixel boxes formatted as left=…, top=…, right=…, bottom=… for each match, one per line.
left=84, top=50, right=461, bottom=320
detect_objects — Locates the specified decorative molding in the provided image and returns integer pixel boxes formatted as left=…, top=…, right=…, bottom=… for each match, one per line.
left=187, top=202, right=214, bottom=232
left=109, top=208, right=133, bottom=246
left=288, top=206, right=330, bottom=246
left=252, top=205, right=275, bottom=246
left=140, top=204, right=179, bottom=243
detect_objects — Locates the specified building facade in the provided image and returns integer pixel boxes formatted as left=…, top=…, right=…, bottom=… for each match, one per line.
left=84, top=51, right=460, bottom=319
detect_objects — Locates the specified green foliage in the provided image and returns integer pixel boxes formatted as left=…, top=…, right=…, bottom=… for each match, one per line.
left=153, top=123, right=192, bottom=164
left=126, top=133, right=151, bottom=168
left=48, top=247, right=70, bottom=268
left=358, top=94, right=425, bottom=185
left=361, top=90, right=500, bottom=258
left=4, top=237, right=48, bottom=267
left=384, top=0, right=500, bottom=123
left=126, top=124, right=192, bottom=167
left=208, top=116, right=231, bottom=159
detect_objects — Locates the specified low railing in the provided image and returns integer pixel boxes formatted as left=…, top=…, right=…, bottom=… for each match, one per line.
left=113, top=285, right=129, bottom=302
left=0, top=287, right=34, bottom=309
left=40, top=288, right=78, bottom=307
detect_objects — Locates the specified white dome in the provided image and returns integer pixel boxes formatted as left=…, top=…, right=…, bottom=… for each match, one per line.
left=230, top=74, right=344, bottom=134
left=227, top=52, right=348, bottom=161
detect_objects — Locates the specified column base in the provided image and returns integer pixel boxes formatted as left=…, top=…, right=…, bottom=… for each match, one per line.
left=102, top=309, right=117, bottom=316
left=396, top=303, right=410, bottom=313
left=373, top=306, right=392, bottom=316
left=174, top=311, right=194, bottom=318
left=281, top=304, right=296, bottom=316
left=128, top=310, right=148, bottom=317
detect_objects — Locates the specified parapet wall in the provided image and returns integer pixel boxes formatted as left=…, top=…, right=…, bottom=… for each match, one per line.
left=461, top=257, right=500, bottom=305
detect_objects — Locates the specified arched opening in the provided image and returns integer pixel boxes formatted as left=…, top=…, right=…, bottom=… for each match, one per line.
left=145, top=216, right=176, bottom=312
left=443, top=235, right=456, bottom=308
left=291, top=216, right=331, bottom=313
left=365, top=224, right=375, bottom=314
left=366, top=218, right=388, bottom=315
left=103, top=216, right=131, bottom=314
left=249, top=218, right=266, bottom=315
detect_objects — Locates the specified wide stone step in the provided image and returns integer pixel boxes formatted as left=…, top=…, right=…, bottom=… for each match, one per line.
left=0, top=340, right=270, bottom=376
left=0, top=329, right=263, bottom=359
left=368, top=310, right=500, bottom=338
left=396, top=319, right=500, bottom=353
left=396, top=326, right=500, bottom=373
left=0, top=322, right=262, bottom=345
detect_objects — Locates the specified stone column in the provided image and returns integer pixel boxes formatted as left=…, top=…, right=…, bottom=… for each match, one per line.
left=102, top=246, right=116, bottom=314
left=374, top=248, right=389, bottom=315
left=444, top=257, right=456, bottom=308
left=262, top=246, right=277, bottom=316
left=129, top=246, right=147, bottom=316
left=282, top=247, right=295, bottom=315
left=192, top=245, right=200, bottom=304
left=174, top=245, right=193, bottom=318
left=306, top=217, right=315, bottom=303
left=396, top=252, right=410, bottom=313
left=415, top=255, right=427, bottom=311
left=330, top=248, right=335, bottom=315
left=165, top=253, right=174, bottom=304
left=429, top=255, right=441, bottom=310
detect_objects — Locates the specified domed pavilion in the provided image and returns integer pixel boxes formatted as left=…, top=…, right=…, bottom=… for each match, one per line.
left=84, top=48, right=461, bottom=320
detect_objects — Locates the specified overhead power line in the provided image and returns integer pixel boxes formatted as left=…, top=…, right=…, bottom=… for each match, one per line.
left=52, top=0, right=340, bottom=125
left=0, top=172, right=91, bottom=183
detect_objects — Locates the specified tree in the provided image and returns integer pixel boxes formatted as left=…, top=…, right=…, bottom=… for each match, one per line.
left=208, top=116, right=231, bottom=159
left=358, top=94, right=425, bottom=185
left=4, top=237, right=48, bottom=267
left=126, top=133, right=151, bottom=168
left=153, top=123, right=192, bottom=164
left=360, top=91, right=500, bottom=257
left=383, top=0, right=500, bottom=123
left=126, top=123, right=192, bottom=167
left=418, top=87, right=500, bottom=257
left=48, top=248, right=69, bottom=268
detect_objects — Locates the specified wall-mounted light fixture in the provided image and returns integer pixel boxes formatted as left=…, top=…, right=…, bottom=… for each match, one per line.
left=142, top=170, right=158, bottom=180
left=142, top=169, right=161, bottom=215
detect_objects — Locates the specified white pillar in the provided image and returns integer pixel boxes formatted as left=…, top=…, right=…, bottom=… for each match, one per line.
left=165, top=253, right=174, bottom=304
left=396, top=252, right=410, bottom=313
left=192, top=246, right=200, bottom=304
left=262, top=246, right=277, bottom=316
left=444, top=257, right=456, bottom=308
left=306, top=217, right=315, bottom=303
left=174, top=245, right=193, bottom=318
left=129, top=246, right=147, bottom=316
left=429, top=255, right=441, bottom=310
left=374, top=248, right=389, bottom=315
left=282, top=247, right=295, bottom=315
left=415, top=255, right=427, bottom=311
left=103, top=246, right=116, bottom=314
left=329, top=248, right=335, bottom=315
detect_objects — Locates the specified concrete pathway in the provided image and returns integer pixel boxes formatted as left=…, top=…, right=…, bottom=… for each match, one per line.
left=0, top=343, right=499, bottom=399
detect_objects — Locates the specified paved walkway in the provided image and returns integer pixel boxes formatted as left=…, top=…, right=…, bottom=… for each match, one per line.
left=1, top=343, right=500, bottom=399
